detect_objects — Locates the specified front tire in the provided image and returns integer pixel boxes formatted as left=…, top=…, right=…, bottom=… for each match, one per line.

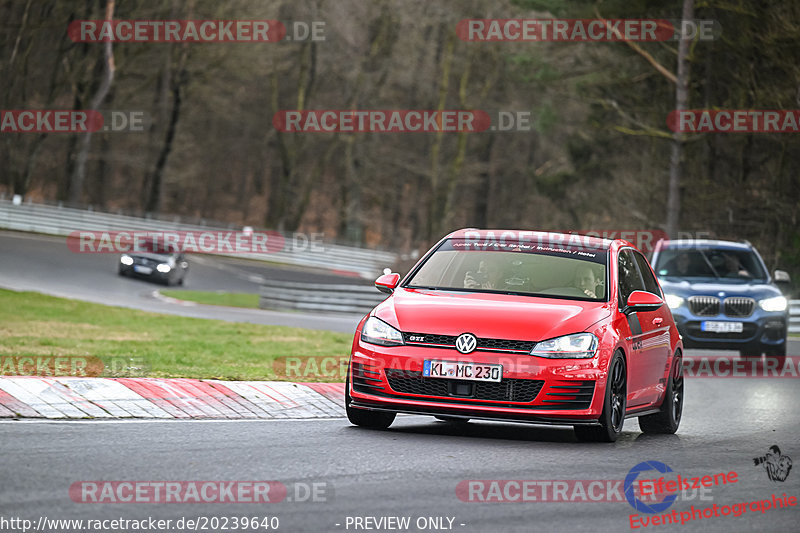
left=575, top=351, right=626, bottom=442
left=639, top=351, right=683, bottom=434
left=345, top=374, right=395, bottom=429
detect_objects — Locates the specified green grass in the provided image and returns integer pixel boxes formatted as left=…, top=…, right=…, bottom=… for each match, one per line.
left=161, top=290, right=260, bottom=309
left=0, top=289, right=351, bottom=381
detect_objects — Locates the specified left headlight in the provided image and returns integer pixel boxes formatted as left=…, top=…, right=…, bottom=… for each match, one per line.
left=120, top=255, right=133, bottom=266
left=530, top=332, right=598, bottom=359
left=361, top=317, right=404, bottom=347
left=156, top=263, right=171, bottom=273
left=759, top=296, right=787, bottom=312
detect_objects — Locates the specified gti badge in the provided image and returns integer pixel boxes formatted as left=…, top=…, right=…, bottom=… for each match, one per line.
left=455, top=333, right=477, bottom=354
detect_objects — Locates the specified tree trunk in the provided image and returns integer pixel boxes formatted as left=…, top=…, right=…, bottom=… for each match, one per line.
left=666, top=0, right=694, bottom=238
left=68, top=0, right=115, bottom=205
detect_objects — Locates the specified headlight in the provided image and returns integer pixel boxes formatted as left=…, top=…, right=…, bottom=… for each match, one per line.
left=530, top=333, right=598, bottom=359
left=361, top=317, right=404, bottom=347
left=156, top=263, right=171, bottom=273
left=120, top=255, right=133, bottom=266
left=759, top=296, right=787, bottom=312
left=664, top=294, right=684, bottom=309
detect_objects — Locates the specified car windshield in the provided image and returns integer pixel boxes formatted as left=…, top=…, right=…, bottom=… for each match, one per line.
left=405, top=238, right=608, bottom=301
left=654, top=248, right=767, bottom=280
left=137, top=239, right=179, bottom=256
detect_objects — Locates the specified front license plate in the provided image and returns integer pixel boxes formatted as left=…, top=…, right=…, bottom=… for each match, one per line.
left=134, top=265, right=153, bottom=274
left=423, top=360, right=502, bottom=382
left=701, top=321, right=744, bottom=333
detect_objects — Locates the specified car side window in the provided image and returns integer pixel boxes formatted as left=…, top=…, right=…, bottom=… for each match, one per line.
left=633, top=251, right=662, bottom=297
left=618, top=249, right=645, bottom=306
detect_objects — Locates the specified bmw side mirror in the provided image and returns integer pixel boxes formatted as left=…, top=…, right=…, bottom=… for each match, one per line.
left=774, top=270, right=791, bottom=295
left=624, top=290, right=663, bottom=313
left=375, top=273, right=400, bottom=294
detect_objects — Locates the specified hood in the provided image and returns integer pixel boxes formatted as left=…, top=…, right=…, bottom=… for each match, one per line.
left=126, top=252, right=175, bottom=263
left=658, top=277, right=781, bottom=299
left=373, top=288, right=612, bottom=341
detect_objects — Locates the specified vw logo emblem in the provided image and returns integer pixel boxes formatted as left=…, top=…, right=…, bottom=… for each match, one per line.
left=455, top=333, right=477, bottom=354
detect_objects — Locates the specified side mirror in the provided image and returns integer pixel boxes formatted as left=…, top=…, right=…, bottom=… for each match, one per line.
left=624, top=290, right=663, bottom=313
left=375, top=273, right=400, bottom=294
left=774, top=270, right=792, bottom=295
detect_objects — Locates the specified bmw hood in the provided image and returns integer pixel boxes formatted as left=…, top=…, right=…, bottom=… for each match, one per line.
left=372, top=288, right=612, bottom=342
left=658, top=278, right=782, bottom=300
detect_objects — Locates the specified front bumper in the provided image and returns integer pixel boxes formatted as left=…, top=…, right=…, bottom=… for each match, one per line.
left=670, top=308, right=787, bottom=348
left=348, top=340, right=609, bottom=425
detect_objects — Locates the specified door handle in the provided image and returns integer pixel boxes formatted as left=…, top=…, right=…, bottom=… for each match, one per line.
left=652, top=317, right=663, bottom=326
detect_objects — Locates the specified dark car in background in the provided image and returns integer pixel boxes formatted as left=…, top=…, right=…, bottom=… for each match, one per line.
left=118, top=241, right=188, bottom=286
left=651, top=239, right=790, bottom=357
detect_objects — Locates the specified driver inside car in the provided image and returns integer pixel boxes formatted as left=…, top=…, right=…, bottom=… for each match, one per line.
left=463, top=259, right=505, bottom=289
left=574, top=264, right=598, bottom=298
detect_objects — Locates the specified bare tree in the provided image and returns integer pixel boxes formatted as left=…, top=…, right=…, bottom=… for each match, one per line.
left=68, top=0, right=115, bottom=205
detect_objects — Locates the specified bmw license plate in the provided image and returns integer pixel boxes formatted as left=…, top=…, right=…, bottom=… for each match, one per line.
left=423, top=360, right=502, bottom=382
left=134, top=265, right=153, bottom=274
left=701, top=321, right=743, bottom=333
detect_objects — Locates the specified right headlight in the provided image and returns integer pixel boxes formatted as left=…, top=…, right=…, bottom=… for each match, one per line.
left=759, top=296, right=787, bottom=312
left=530, top=333, right=598, bottom=359
left=360, top=317, right=404, bottom=347
left=120, top=255, right=133, bottom=266
left=664, top=294, right=684, bottom=309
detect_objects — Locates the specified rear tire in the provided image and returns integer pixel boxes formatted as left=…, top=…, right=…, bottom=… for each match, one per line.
left=574, top=351, right=626, bottom=442
left=639, top=351, right=683, bottom=434
left=345, top=374, right=395, bottom=429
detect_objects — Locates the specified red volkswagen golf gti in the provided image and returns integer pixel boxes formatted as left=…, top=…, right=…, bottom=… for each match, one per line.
left=346, top=229, right=684, bottom=442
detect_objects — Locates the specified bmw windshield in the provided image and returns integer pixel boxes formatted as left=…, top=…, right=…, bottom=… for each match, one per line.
left=654, top=248, right=767, bottom=281
left=405, top=238, right=608, bottom=301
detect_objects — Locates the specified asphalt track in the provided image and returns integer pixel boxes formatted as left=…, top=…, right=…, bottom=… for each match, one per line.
left=1, top=376, right=799, bottom=533
left=2, top=230, right=800, bottom=532
left=0, top=231, right=363, bottom=332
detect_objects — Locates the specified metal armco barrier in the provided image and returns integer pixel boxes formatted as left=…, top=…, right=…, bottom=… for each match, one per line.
left=259, top=279, right=387, bottom=314
left=0, top=198, right=397, bottom=278
left=791, top=300, right=800, bottom=334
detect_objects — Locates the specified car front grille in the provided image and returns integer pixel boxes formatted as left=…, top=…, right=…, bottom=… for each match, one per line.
left=384, top=369, right=544, bottom=403
left=538, top=381, right=596, bottom=410
left=402, top=332, right=535, bottom=354
left=351, top=362, right=387, bottom=394
left=688, top=296, right=720, bottom=316
left=724, top=297, right=755, bottom=317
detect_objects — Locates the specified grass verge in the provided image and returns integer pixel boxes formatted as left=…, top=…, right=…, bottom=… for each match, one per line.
left=161, top=290, right=259, bottom=309
left=0, top=289, right=351, bottom=381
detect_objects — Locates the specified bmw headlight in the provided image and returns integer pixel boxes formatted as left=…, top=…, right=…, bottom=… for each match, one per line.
left=530, top=333, right=598, bottom=359
left=759, top=296, right=787, bottom=312
left=120, top=255, right=133, bottom=266
left=664, top=294, right=684, bottom=309
left=361, top=317, right=404, bottom=347
left=156, top=263, right=171, bottom=273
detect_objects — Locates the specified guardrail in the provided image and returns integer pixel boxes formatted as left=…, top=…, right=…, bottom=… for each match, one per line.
left=791, top=300, right=800, bottom=334
left=0, top=198, right=397, bottom=278
left=259, top=279, right=387, bottom=314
